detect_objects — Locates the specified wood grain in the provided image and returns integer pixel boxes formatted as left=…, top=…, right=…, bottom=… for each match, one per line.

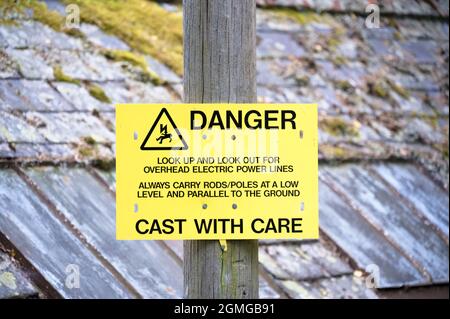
left=183, top=0, right=259, bottom=299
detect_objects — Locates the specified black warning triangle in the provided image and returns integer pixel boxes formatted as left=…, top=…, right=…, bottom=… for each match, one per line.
left=140, top=108, right=188, bottom=151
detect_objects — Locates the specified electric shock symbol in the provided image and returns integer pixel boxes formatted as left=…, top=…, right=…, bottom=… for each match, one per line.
left=140, top=108, right=188, bottom=151
left=156, top=124, right=172, bottom=144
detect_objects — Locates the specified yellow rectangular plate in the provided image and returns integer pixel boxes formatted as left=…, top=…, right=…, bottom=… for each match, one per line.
left=116, top=103, right=318, bottom=240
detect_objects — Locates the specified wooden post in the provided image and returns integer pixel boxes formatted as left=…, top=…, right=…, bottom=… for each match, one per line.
left=183, top=0, right=259, bottom=299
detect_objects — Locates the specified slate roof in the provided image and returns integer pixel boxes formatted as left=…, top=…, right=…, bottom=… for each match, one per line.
left=0, top=0, right=448, bottom=299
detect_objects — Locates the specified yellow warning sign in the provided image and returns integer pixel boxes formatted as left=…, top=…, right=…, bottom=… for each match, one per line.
left=116, top=104, right=318, bottom=240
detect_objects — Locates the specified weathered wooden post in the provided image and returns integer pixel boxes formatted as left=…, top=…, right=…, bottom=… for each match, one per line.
left=183, top=0, right=259, bottom=299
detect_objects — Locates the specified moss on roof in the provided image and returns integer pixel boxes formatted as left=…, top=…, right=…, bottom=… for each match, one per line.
left=331, top=55, right=348, bottom=68
left=368, top=81, right=390, bottom=99
left=320, top=144, right=348, bottom=159
left=0, top=0, right=27, bottom=25
left=320, top=118, right=360, bottom=137
left=82, top=136, right=97, bottom=146
left=62, top=0, right=183, bottom=75
left=270, top=8, right=322, bottom=25
left=388, top=79, right=410, bottom=100
left=335, top=79, right=354, bottom=92
left=86, top=83, right=111, bottom=104
left=7, top=0, right=85, bottom=37
left=53, top=66, right=81, bottom=85
left=103, top=49, right=163, bottom=85
left=31, top=1, right=66, bottom=31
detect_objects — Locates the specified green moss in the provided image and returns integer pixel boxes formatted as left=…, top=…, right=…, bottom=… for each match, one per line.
left=78, top=138, right=115, bottom=166
left=368, top=81, right=389, bottom=99
left=335, top=80, right=353, bottom=92
left=87, top=83, right=111, bottom=103
left=372, top=84, right=388, bottom=98
left=104, top=50, right=145, bottom=69
left=295, top=75, right=309, bottom=87
left=320, top=118, right=360, bottom=137
left=441, top=144, right=449, bottom=158
left=79, top=145, right=94, bottom=157
left=0, top=0, right=28, bottom=25
left=327, top=37, right=341, bottom=48
left=388, top=80, right=410, bottom=99
left=368, top=79, right=409, bottom=101
left=62, top=0, right=183, bottom=75
left=271, top=8, right=345, bottom=51
left=394, top=31, right=403, bottom=41
left=333, top=25, right=346, bottom=38
left=31, top=1, right=83, bottom=37
left=83, top=136, right=96, bottom=145
left=93, top=158, right=115, bottom=171
left=64, top=28, right=85, bottom=39
left=31, top=1, right=65, bottom=30
left=331, top=55, right=348, bottom=68
left=271, top=8, right=321, bottom=25
left=428, top=117, right=439, bottom=129
left=0, top=1, right=84, bottom=37
left=431, top=140, right=449, bottom=158
left=386, top=18, right=399, bottom=29
left=53, top=66, right=81, bottom=85
left=320, top=145, right=347, bottom=158
left=103, top=49, right=163, bottom=85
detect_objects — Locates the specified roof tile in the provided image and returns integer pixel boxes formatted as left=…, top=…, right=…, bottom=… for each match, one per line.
left=0, top=169, right=133, bottom=298
left=26, top=167, right=182, bottom=298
